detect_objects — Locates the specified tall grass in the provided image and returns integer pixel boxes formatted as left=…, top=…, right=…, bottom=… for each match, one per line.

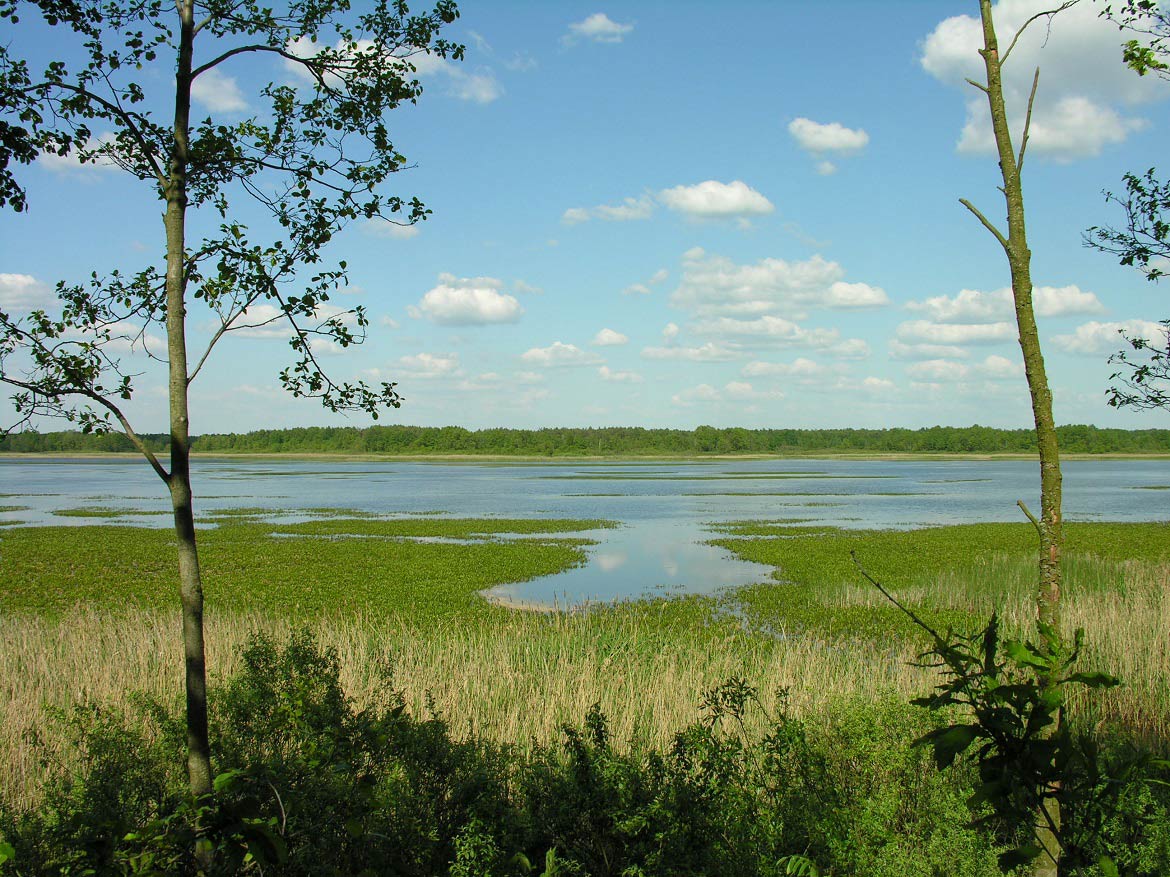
left=6, top=555, right=1168, bottom=810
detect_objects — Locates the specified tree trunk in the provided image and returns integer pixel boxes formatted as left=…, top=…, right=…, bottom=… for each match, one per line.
left=164, top=0, right=213, bottom=806
left=975, top=2, right=1063, bottom=873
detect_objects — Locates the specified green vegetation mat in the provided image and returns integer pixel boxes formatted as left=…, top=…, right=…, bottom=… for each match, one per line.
left=712, top=521, right=1170, bottom=640
left=0, top=518, right=612, bottom=620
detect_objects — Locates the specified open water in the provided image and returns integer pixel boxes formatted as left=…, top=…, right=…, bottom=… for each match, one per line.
left=2, top=456, right=1167, bottom=606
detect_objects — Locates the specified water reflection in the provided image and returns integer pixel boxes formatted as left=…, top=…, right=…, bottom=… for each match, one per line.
left=3, top=456, right=1168, bottom=608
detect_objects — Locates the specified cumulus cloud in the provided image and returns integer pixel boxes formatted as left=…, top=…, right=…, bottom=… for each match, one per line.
left=920, top=0, right=1164, bottom=159
left=828, top=338, right=872, bottom=360
left=286, top=36, right=502, bottom=104
left=397, top=352, right=461, bottom=378
left=599, top=365, right=643, bottom=382
left=623, top=267, right=669, bottom=295
left=788, top=118, right=869, bottom=173
left=37, top=133, right=120, bottom=176
left=412, top=273, right=523, bottom=326
left=0, top=273, right=55, bottom=311
left=661, top=322, right=680, bottom=342
left=741, top=357, right=832, bottom=379
left=641, top=342, right=739, bottom=362
left=907, top=285, right=1104, bottom=322
left=1051, top=319, right=1169, bottom=355
left=520, top=341, right=603, bottom=367
left=671, top=381, right=781, bottom=406
left=694, top=315, right=841, bottom=348
left=906, top=354, right=1023, bottom=382
left=592, top=328, right=629, bottom=346
left=564, top=13, right=634, bottom=44
left=671, top=383, right=720, bottom=405
left=896, top=320, right=1016, bottom=345
left=671, top=250, right=887, bottom=317
left=890, top=340, right=972, bottom=360
left=657, top=180, right=774, bottom=219
left=863, top=376, right=897, bottom=392
left=562, top=195, right=654, bottom=225
left=191, top=66, right=247, bottom=112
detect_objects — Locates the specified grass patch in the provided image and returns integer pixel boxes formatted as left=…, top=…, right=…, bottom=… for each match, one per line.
left=51, top=506, right=169, bottom=518
left=0, top=505, right=29, bottom=512
left=0, top=518, right=610, bottom=620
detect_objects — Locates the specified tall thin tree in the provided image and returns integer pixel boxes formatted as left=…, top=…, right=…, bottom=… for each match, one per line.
left=0, top=0, right=462, bottom=822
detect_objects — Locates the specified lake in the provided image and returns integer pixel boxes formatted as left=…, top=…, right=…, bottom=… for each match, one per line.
left=2, top=456, right=1167, bottom=607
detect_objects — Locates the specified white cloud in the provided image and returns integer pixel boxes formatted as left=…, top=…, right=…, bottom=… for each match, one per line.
left=741, top=357, right=830, bottom=379
left=815, top=160, right=838, bottom=176
left=896, top=320, right=1016, bottom=345
left=1033, top=285, right=1106, bottom=317
left=671, top=383, right=720, bottom=405
left=906, top=354, right=1024, bottom=382
left=565, top=13, right=634, bottom=44
left=1051, top=319, right=1169, bottom=355
left=397, top=352, right=461, bottom=378
left=361, top=219, right=420, bottom=239
left=381, top=315, right=401, bottom=329
left=724, top=380, right=784, bottom=400
left=648, top=268, right=669, bottom=285
left=562, top=195, right=653, bottom=225
left=37, top=133, right=119, bottom=176
left=599, top=365, right=643, bottom=383
left=907, top=285, right=1104, bottom=322
left=414, top=274, right=523, bottom=326
left=825, top=281, right=889, bottom=308
left=0, top=273, right=54, bottom=311
left=286, top=37, right=502, bottom=104
left=672, top=250, right=887, bottom=317
left=641, top=342, right=739, bottom=362
left=788, top=118, right=869, bottom=153
left=921, top=0, right=1165, bottom=160
left=694, top=315, right=841, bottom=348
left=592, top=328, right=629, bottom=346
left=890, top=340, right=972, bottom=360
left=828, top=338, right=872, bottom=360
left=623, top=283, right=652, bottom=296
left=658, top=180, right=774, bottom=219
left=863, top=377, right=897, bottom=392
left=191, top=66, right=247, bottom=112
left=661, top=322, right=680, bottom=342
left=520, top=341, right=603, bottom=367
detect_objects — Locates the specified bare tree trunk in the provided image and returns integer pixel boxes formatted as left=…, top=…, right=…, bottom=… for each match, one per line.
left=164, top=0, right=213, bottom=807
left=972, top=2, right=1064, bottom=872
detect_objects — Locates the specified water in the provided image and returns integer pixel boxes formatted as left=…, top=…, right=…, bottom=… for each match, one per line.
left=2, top=457, right=1167, bottom=606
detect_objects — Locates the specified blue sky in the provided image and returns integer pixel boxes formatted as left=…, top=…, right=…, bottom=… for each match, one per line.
left=2, top=0, right=1168, bottom=434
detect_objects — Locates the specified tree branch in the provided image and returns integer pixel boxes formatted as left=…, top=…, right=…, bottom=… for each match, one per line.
left=959, top=198, right=1010, bottom=253
left=0, top=375, right=170, bottom=482
left=1001, top=1, right=1080, bottom=67
left=1017, top=68, right=1041, bottom=173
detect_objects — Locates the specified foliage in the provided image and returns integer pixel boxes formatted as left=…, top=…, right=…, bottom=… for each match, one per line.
left=0, top=0, right=463, bottom=427
left=1100, top=1, right=1170, bottom=79
left=5, top=423, right=1170, bottom=456
left=857, top=557, right=1170, bottom=874
left=0, top=632, right=1055, bottom=877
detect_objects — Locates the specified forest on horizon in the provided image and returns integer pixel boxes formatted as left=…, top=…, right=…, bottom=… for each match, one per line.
left=2, top=423, right=1168, bottom=456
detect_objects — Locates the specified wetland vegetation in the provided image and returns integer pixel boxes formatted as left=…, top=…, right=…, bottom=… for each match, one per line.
left=2, top=508, right=1168, bottom=874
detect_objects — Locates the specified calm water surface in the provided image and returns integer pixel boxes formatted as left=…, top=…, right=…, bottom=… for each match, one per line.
left=2, top=457, right=1167, bottom=606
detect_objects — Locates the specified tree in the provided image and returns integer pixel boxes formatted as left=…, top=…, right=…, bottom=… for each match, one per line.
left=1087, top=1, right=1169, bottom=411
left=0, top=0, right=462, bottom=839
left=958, top=2, right=1075, bottom=872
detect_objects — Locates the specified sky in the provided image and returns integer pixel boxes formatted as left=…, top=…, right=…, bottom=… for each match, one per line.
left=1, top=0, right=1168, bottom=434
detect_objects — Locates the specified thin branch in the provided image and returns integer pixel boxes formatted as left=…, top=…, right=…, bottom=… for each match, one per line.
left=1001, top=1, right=1079, bottom=66
left=851, top=552, right=948, bottom=646
left=1017, top=499, right=1043, bottom=538
left=965, top=77, right=990, bottom=94
left=0, top=375, right=170, bottom=482
left=959, top=198, right=1011, bottom=253
left=26, top=81, right=166, bottom=186
left=1017, top=68, right=1041, bottom=173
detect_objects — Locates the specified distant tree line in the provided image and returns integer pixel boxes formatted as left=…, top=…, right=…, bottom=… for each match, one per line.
left=2, top=424, right=1168, bottom=456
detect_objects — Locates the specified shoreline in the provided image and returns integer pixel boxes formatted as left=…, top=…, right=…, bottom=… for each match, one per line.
left=4, top=451, right=1170, bottom=462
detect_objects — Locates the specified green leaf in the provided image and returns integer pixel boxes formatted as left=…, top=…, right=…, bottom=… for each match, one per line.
left=997, top=843, right=1042, bottom=871
left=1098, top=854, right=1120, bottom=877
left=1065, top=671, right=1121, bottom=689
left=0, top=842, right=14, bottom=866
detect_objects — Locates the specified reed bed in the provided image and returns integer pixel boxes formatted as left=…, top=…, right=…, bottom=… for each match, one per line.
left=0, top=604, right=929, bottom=810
